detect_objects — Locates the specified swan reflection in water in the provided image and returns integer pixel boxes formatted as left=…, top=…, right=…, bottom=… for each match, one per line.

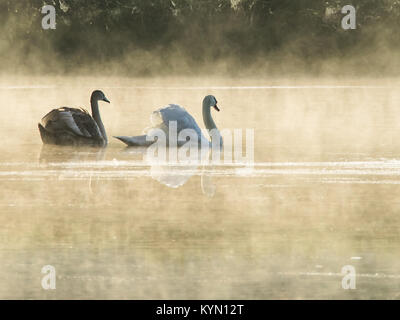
left=39, top=144, right=107, bottom=164
left=38, top=144, right=217, bottom=197
left=39, top=144, right=107, bottom=194
left=123, top=146, right=217, bottom=197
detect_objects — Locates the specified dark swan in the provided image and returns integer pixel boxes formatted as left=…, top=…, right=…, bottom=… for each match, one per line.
left=38, top=90, right=110, bottom=147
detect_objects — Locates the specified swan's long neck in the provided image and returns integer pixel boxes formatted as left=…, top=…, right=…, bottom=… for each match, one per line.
left=202, top=102, right=218, bottom=132
left=202, top=101, right=221, bottom=146
left=91, top=98, right=107, bottom=143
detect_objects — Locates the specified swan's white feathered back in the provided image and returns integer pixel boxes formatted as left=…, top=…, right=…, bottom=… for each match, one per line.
left=149, top=104, right=207, bottom=142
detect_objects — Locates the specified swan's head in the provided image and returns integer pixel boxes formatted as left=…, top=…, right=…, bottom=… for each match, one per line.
left=203, top=95, right=220, bottom=112
left=91, top=90, right=110, bottom=104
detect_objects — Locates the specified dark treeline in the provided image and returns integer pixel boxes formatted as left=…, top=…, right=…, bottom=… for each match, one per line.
left=1, top=0, right=399, bottom=75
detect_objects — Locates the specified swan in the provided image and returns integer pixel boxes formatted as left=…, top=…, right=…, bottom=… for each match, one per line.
left=38, top=90, right=110, bottom=147
left=114, top=95, right=221, bottom=148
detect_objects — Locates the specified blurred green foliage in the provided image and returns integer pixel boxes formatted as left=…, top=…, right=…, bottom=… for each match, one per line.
left=0, top=0, right=399, bottom=74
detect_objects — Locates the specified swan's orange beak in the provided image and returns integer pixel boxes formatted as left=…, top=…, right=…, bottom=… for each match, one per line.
left=213, top=104, right=220, bottom=112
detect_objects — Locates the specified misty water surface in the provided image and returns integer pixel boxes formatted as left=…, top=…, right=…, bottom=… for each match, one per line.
left=0, top=76, right=400, bottom=299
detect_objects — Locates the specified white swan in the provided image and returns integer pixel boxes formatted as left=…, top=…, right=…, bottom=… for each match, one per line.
left=114, top=95, right=221, bottom=148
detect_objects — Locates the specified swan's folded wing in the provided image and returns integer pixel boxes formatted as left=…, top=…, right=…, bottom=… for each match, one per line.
left=71, top=109, right=103, bottom=139
left=150, top=109, right=165, bottom=127
left=41, top=107, right=100, bottom=138
left=153, top=104, right=203, bottom=137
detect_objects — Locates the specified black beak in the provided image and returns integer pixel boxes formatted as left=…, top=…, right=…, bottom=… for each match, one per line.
left=103, top=98, right=110, bottom=103
left=213, top=104, right=220, bottom=112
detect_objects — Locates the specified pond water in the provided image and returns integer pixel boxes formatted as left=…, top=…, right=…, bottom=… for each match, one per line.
left=0, top=76, right=399, bottom=299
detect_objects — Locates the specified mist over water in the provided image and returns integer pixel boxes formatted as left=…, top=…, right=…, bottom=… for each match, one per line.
left=2, top=1, right=400, bottom=77
left=0, top=76, right=399, bottom=299
left=1, top=0, right=400, bottom=301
